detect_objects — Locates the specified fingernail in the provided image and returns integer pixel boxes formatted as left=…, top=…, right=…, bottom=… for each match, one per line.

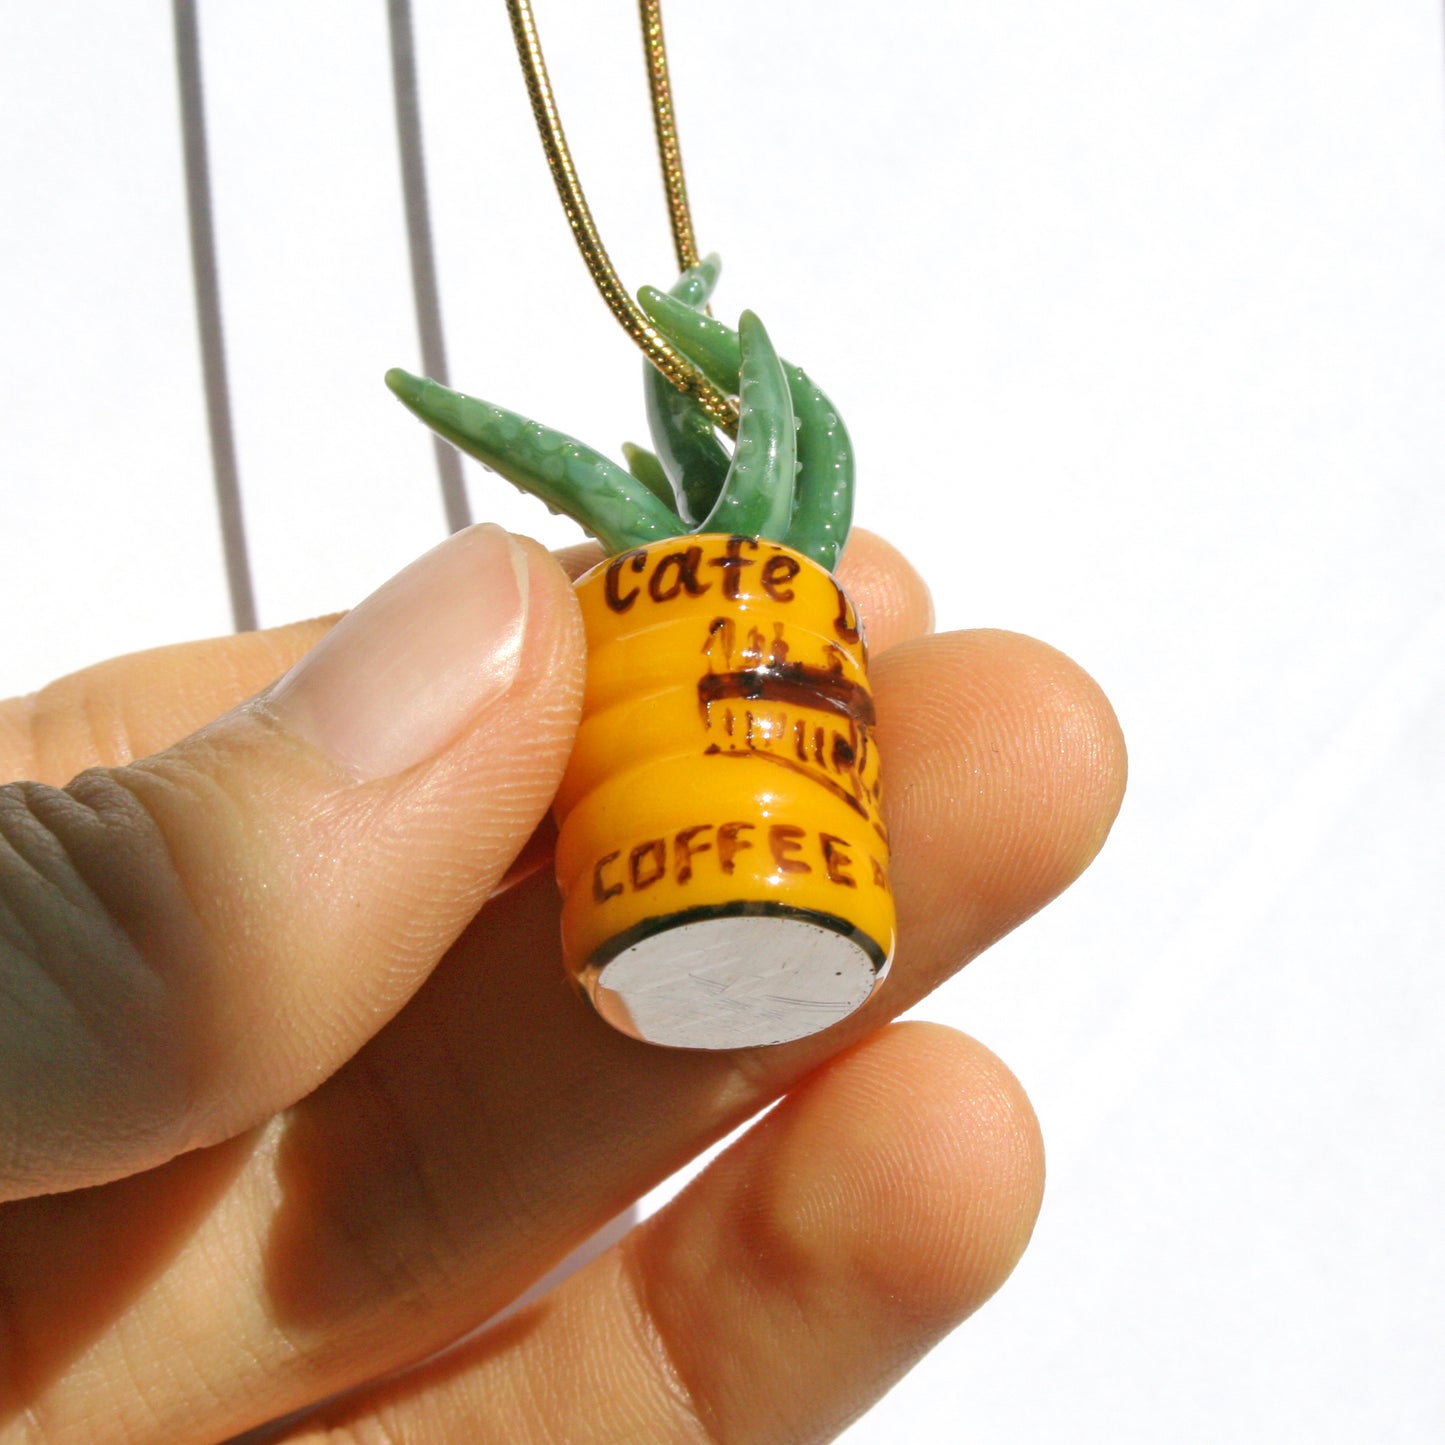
left=269, top=524, right=528, bottom=781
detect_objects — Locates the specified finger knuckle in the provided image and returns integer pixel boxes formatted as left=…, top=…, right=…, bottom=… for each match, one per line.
left=0, top=773, right=198, bottom=1192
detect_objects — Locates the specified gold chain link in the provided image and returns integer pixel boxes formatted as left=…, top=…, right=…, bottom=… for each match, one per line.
left=638, top=0, right=699, bottom=275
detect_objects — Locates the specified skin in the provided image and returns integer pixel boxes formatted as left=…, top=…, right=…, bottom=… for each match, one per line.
left=0, top=531, right=1125, bottom=1443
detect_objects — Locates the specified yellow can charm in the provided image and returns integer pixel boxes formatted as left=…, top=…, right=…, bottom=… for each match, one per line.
left=388, top=252, right=889, bottom=1048
left=553, top=535, right=894, bottom=1048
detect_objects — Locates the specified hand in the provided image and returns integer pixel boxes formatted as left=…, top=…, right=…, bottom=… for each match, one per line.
left=0, top=525, right=1124, bottom=1443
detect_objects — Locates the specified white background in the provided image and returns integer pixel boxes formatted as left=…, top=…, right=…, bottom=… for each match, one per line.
left=2, top=2, right=1443, bottom=1440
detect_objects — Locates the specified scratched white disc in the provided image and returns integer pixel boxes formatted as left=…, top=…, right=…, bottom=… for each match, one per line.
left=584, top=913, right=888, bottom=1050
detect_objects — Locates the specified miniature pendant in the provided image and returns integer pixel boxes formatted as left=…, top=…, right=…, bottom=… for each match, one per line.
left=555, top=535, right=893, bottom=1048
left=389, top=257, right=892, bottom=1047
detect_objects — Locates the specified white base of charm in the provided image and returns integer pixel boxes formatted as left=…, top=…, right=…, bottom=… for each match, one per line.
left=588, top=914, right=886, bottom=1050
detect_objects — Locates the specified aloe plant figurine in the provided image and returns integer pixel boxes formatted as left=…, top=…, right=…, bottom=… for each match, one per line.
left=386, top=256, right=852, bottom=566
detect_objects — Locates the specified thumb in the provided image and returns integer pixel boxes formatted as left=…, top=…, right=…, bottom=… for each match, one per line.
left=0, top=524, right=584, bottom=1201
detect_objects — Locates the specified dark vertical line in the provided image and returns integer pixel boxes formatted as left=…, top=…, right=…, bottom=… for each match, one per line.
left=172, top=0, right=258, bottom=631
left=387, top=0, right=472, bottom=533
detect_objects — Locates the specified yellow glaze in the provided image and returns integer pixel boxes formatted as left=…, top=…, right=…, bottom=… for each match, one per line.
left=554, top=534, right=895, bottom=995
